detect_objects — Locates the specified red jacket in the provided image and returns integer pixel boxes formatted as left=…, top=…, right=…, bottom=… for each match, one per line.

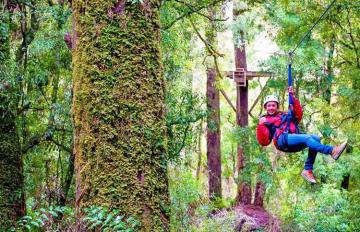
left=256, top=95, right=303, bottom=148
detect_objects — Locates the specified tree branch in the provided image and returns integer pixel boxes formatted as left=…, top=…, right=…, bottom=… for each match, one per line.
left=22, top=135, right=42, bottom=153
left=189, top=18, right=224, bottom=57
left=220, top=89, right=236, bottom=112
left=16, top=0, right=36, bottom=10
left=346, top=6, right=360, bottom=68
left=47, top=137, right=72, bottom=154
left=22, top=128, right=72, bottom=154
left=189, top=18, right=237, bottom=113
left=162, top=0, right=225, bottom=30
left=195, top=10, right=229, bottom=22
left=175, top=123, right=191, bottom=156
left=167, top=113, right=204, bottom=127
left=174, top=0, right=228, bottom=22
left=333, top=112, right=360, bottom=129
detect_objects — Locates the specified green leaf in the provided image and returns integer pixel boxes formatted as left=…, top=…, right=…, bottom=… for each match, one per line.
left=103, top=213, right=114, bottom=226
left=113, top=222, right=126, bottom=230
left=41, top=213, right=49, bottom=222
left=21, top=216, right=32, bottom=221
left=30, top=221, right=40, bottom=228
left=49, top=210, right=58, bottom=217
left=36, top=218, right=45, bottom=226
left=89, top=221, right=102, bottom=229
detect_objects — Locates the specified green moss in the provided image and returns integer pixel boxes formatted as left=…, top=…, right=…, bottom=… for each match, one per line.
left=0, top=12, right=10, bottom=62
left=0, top=109, right=24, bottom=229
left=72, top=0, right=169, bottom=231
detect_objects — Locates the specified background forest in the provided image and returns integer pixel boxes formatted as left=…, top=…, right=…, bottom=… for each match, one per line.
left=0, top=0, right=359, bottom=231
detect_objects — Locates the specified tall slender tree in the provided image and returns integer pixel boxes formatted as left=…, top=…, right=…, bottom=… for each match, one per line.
left=72, top=0, right=169, bottom=230
left=205, top=6, right=222, bottom=199
left=206, top=69, right=222, bottom=199
left=233, top=0, right=251, bottom=205
left=0, top=3, right=25, bottom=228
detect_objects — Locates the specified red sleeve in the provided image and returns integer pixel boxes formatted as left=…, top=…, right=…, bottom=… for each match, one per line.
left=256, top=123, right=271, bottom=146
left=292, top=95, right=303, bottom=123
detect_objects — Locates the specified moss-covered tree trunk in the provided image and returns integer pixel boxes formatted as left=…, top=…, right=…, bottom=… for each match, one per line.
left=0, top=9, right=25, bottom=229
left=72, top=0, right=169, bottom=230
left=0, top=12, right=10, bottom=61
left=0, top=111, right=25, bottom=229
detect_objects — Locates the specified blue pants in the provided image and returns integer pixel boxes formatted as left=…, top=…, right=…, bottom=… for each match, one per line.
left=277, top=134, right=334, bottom=170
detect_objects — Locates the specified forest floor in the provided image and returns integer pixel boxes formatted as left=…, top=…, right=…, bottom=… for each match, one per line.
left=202, top=204, right=281, bottom=232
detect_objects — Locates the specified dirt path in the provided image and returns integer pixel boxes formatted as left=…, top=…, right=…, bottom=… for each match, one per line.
left=234, top=204, right=280, bottom=232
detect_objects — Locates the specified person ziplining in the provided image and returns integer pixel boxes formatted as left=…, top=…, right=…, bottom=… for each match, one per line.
left=256, top=88, right=347, bottom=184
left=255, top=0, right=344, bottom=184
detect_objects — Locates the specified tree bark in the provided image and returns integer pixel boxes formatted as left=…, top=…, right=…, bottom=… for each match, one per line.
left=232, top=0, right=252, bottom=205
left=234, top=45, right=251, bottom=205
left=0, top=111, right=25, bottom=229
left=205, top=5, right=222, bottom=200
left=196, top=120, right=203, bottom=180
left=0, top=11, right=10, bottom=62
left=254, top=182, right=266, bottom=207
left=206, top=68, right=222, bottom=199
left=0, top=7, right=25, bottom=229
left=72, top=0, right=169, bottom=230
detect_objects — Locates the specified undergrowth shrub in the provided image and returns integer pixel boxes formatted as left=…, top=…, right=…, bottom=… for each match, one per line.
left=12, top=206, right=139, bottom=231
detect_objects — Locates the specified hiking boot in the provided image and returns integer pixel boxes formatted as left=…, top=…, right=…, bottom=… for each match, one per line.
left=331, top=141, right=348, bottom=160
left=301, top=170, right=316, bottom=184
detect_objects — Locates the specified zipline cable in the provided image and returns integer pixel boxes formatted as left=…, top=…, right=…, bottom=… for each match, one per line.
left=290, top=0, right=337, bottom=56
left=285, top=0, right=337, bottom=131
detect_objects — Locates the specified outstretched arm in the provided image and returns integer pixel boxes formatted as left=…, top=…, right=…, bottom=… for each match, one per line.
left=289, top=87, right=303, bottom=123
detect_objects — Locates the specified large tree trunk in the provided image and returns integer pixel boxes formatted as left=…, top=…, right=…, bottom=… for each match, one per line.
left=72, top=0, right=169, bottom=230
left=205, top=5, right=222, bottom=200
left=234, top=46, right=251, bottom=205
left=0, top=8, right=25, bottom=229
left=206, top=68, right=222, bottom=199
left=253, top=182, right=266, bottom=207
left=253, top=147, right=267, bottom=207
left=0, top=111, right=25, bottom=228
left=233, top=0, right=251, bottom=205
